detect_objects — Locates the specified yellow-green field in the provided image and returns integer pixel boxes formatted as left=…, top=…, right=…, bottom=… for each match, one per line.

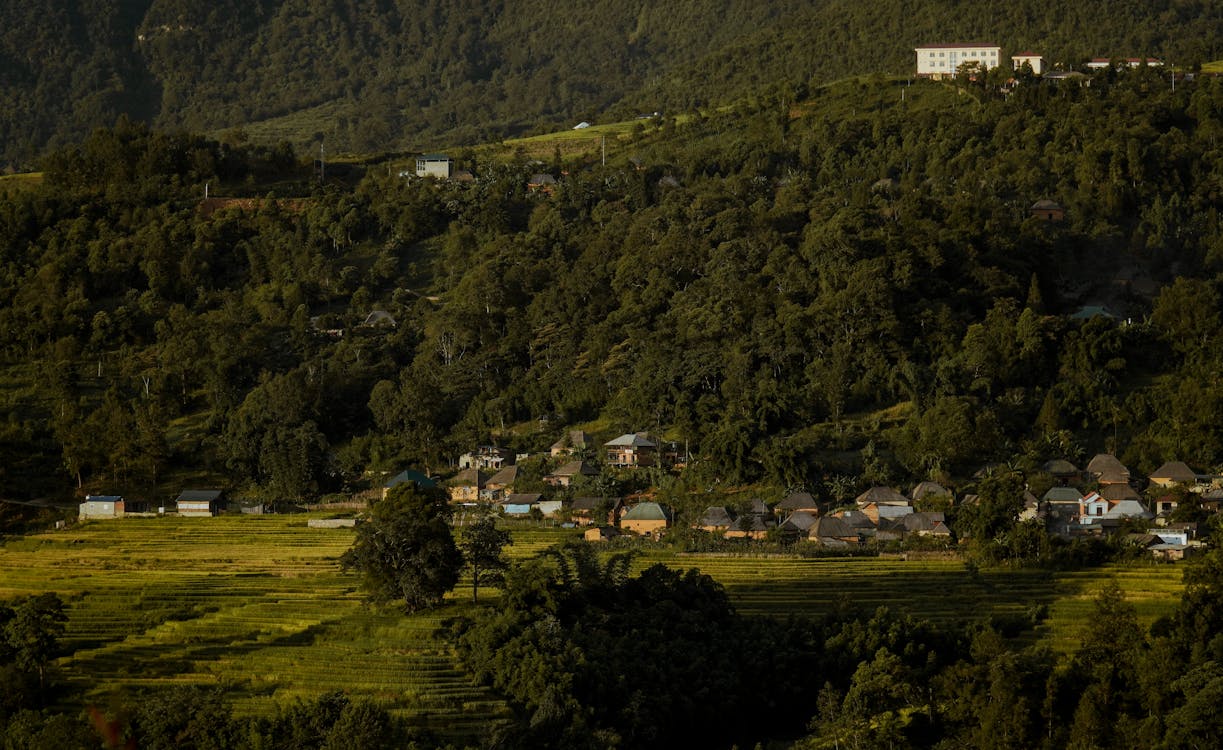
left=0, top=515, right=1186, bottom=740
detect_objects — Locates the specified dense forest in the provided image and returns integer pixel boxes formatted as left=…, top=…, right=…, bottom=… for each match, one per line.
left=3, top=68, right=1223, bottom=514
left=2, top=0, right=1223, bottom=167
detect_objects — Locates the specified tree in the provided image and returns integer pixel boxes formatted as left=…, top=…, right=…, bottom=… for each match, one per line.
left=4, top=593, right=66, bottom=696
left=459, top=513, right=511, bottom=604
left=340, top=482, right=462, bottom=613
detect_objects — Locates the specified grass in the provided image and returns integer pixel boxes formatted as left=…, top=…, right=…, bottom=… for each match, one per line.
left=1203, top=60, right=1223, bottom=74
left=0, top=515, right=1187, bottom=740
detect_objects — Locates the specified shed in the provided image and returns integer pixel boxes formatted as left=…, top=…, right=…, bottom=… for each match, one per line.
left=79, top=495, right=125, bottom=520
left=176, top=490, right=224, bottom=517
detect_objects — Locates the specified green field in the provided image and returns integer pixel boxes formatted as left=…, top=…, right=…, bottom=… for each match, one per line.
left=0, top=515, right=1186, bottom=740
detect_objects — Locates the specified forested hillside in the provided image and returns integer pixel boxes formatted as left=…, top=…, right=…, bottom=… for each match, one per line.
left=3, top=69, right=1223, bottom=509
left=1, top=0, right=1222, bottom=168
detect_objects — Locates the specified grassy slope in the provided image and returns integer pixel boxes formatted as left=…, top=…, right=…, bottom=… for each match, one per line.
left=0, top=515, right=1184, bottom=739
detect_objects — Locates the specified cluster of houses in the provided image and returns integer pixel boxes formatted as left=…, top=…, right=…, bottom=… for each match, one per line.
left=914, top=43, right=1166, bottom=81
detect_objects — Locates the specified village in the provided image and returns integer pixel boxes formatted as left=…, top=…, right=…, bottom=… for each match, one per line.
left=77, top=422, right=1210, bottom=562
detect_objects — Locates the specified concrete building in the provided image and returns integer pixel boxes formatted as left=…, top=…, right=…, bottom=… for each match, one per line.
left=915, top=43, right=1002, bottom=79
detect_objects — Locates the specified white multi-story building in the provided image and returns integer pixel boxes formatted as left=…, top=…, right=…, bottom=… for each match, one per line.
left=915, top=43, right=1001, bottom=79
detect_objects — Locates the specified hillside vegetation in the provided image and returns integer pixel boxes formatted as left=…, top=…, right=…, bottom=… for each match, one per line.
left=4, top=71, right=1223, bottom=510
left=1, top=0, right=1222, bottom=167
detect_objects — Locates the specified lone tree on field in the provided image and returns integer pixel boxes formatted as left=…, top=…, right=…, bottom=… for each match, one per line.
left=459, top=511, right=511, bottom=603
left=341, top=481, right=462, bottom=613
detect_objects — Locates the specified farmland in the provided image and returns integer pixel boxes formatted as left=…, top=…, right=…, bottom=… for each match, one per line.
left=0, top=515, right=1187, bottom=741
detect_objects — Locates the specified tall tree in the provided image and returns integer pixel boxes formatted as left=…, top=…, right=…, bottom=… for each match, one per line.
left=340, top=482, right=462, bottom=613
left=459, top=513, right=511, bottom=604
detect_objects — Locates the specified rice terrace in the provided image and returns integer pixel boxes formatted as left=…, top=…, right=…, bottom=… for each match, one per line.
left=0, top=514, right=1185, bottom=743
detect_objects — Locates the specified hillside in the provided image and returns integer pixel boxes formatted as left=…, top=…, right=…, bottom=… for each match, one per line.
left=3, top=68, right=1223, bottom=513
left=2, top=0, right=1222, bottom=168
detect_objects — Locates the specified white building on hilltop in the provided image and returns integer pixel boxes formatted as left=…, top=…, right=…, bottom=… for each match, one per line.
left=915, top=43, right=1002, bottom=79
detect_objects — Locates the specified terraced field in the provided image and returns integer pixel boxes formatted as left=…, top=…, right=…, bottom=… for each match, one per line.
left=0, top=515, right=1188, bottom=741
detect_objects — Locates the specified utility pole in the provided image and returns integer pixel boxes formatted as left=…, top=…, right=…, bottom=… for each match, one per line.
left=319, top=142, right=325, bottom=184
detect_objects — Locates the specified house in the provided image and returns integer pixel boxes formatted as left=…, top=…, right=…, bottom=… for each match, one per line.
left=415, top=153, right=452, bottom=179
left=545, top=460, right=599, bottom=488
left=571, top=496, right=617, bottom=526
left=550, top=430, right=593, bottom=458
left=697, top=506, right=735, bottom=533
left=485, top=465, right=519, bottom=497
left=458, top=446, right=512, bottom=470
left=1086, top=454, right=1130, bottom=485
left=1030, top=199, right=1064, bottom=221
left=911, top=481, right=952, bottom=505
left=584, top=525, right=621, bottom=542
left=806, top=516, right=861, bottom=546
left=903, top=512, right=952, bottom=537
left=725, top=514, right=771, bottom=541
left=776, top=491, right=820, bottom=515
left=604, top=433, right=657, bottom=467
left=177, top=490, right=224, bottom=517
left=854, top=487, right=910, bottom=506
left=1042, top=459, right=1081, bottom=483
left=779, top=511, right=820, bottom=538
left=1149, top=461, right=1198, bottom=488
left=79, top=495, right=124, bottom=520
left=859, top=502, right=914, bottom=525
left=446, top=469, right=489, bottom=503
left=620, top=502, right=672, bottom=536
left=1100, top=483, right=1142, bottom=503
left=1011, top=52, right=1044, bottom=75
left=361, top=310, right=397, bottom=328
left=915, top=43, right=1002, bottom=79
left=383, top=469, right=436, bottom=499
left=1019, top=491, right=1043, bottom=522
left=1087, top=57, right=1163, bottom=70
left=500, top=493, right=544, bottom=516
left=527, top=173, right=557, bottom=195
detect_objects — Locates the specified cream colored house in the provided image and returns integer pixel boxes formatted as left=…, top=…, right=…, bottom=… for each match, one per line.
left=915, top=43, right=1002, bottom=79
left=1011, top=52, right=1044, bottom=75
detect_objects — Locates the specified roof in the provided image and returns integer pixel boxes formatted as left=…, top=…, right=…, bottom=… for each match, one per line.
left=362, top=310, right=397, bottom=327
left=872, top=504, right=915, bottom=520
left=622, top=501, right=672, bottom=521
left=176, top=490, right=222, bottom=502
left=1042, top=459, right=1080, bottom=476
left=1151, top=461, right=1197, bottom=484
left=835, top=509, right=877, bottom=529
left=572, top=497, right=611, bottom=512
left=605, top=433, right=657, bottom=448
left=385, top=470, right=436, bottom=489
left=84, top=495, right=123, bottom=503
left=502, top=493, right=543, bottom=505
left=550, top=460, right=599, bottom=478
left=903, top=512, right=949, bottom=533
left=748, top=498, right=771, bottom=516
left=1101, top=499, right=1153, bottom=521
left=486, top=465, right=519, bottom=487
left=915, top=42, right=1000, bottom=50
left=1100, top=483, right=1141, bottom=502
left=1087, top=454, right=1130, bottom=483
left=781, top=511, right=819, bottom=532
left=419, top=153, right=449, bottom=160
left=854, top=487, right=910, bottom=506
left=1012, top=51, right=1041, bottom=57
left=1031, top=199, right=1063, bottom=210
left=810, top=516, right=856, bottom=538
left=447, top=468, right=488, bottom=488
left=777, top=491, right=819, bottom=511
left=1043, top=487, right=1084, bottom=503
left=550, top=430, right=592, bottom=451
left=699, top=507, right=735, bottom=528
left=911, top=481, right=951, bottom=502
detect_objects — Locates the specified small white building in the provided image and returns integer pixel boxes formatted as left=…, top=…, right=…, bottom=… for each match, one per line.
left=79, top=495, right=124, bottom=520
left=915, top=43, right=1002, bottom=79
left=415, top=154, right=452, bottom=179
left=1011, top=52, right=1044, bottom=75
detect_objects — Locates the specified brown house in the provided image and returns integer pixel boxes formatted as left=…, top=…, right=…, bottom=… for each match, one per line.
left=604, top=433, right=657, bottom=467
left=545, top=460, right=599, bottom=488
left=1149, top=461, right=1197, bottom=488
left=1030, top=199, right=1065, bottom=221
left=446, top=468, right=489, bottom=503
